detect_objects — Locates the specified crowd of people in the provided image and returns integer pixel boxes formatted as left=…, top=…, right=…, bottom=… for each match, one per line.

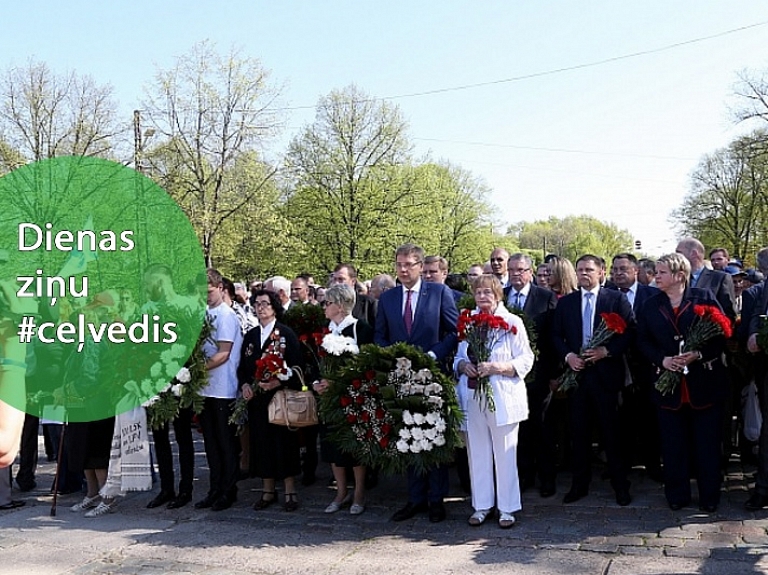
left=4, top=238, right=768, bottom=528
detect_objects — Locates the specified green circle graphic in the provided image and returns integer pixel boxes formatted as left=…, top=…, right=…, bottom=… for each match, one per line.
left=0, top=156, right=207, bottom=422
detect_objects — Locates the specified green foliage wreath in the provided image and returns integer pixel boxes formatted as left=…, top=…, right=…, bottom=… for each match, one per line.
left=319, top=342, right=463, bottom=476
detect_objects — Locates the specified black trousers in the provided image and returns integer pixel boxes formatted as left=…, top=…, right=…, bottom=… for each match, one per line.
left=518, top=381, right=557, bottom=486
left=152, top=406, right=195, bottom=495
left=658, top=403, right=723, bottom=507
left=569, top=382, right=628, bottom=493
left=16, top=414, right=39, bottom=488
left=199, top=398, right=238, bottom=497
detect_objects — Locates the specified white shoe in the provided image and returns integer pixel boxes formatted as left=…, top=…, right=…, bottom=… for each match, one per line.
left=349, top=503, right=366, bottom=515
left=498, top=511, right=516, bottom=529
left=70, top=495, right=100, bottom=512
left=468, top=508, right=492, bottom=526
left=85, top=500, right=116, bottom=518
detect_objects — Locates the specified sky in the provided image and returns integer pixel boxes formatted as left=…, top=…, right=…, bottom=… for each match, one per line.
left=2, top=1, right=768, bottom=257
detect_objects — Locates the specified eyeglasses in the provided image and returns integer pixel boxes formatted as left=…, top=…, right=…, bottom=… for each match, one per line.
left=395, top=261, right=422, bottom=269
left=254, top=301, right=272, bottom=308
left=508, top=268, right=531, bottom=275
left=321, top=300, right=335, bottom=307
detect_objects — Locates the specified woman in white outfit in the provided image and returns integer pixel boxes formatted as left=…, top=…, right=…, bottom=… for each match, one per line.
left=454, top=274, right=534, bottom=528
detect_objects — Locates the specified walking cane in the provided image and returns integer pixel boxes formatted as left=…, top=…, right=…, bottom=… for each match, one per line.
left=50, top=419, right=66, bottom=517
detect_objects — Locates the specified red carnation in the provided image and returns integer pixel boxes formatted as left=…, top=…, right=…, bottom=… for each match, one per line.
left=352, top=379, right=362, bottom=389
left=346, top=413, right=357, bottom=423
left=369, top=384, right=379, bottom=394
left=340, top=396, right=352, bottom=407
left=375, top=408, right=385, bottom=419
left=379, top=437, right=389, bottom=448
left=510, top=325, right=518, bottom=335
left=299, top=334, right=308, bottom=343
left=365, top=370, right=376, bottom=380
left=361, top=411, right=371, bottom=422
left=381, top=423, right=392, bottom=435
left=355, top=395, right=365, bottom=405
left=365, top=429, right=373, bottom=439
left=600, top=312, right=627, bottom=334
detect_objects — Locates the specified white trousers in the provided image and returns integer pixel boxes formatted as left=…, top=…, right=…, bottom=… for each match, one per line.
left=466, top=396, right=521, bottom=514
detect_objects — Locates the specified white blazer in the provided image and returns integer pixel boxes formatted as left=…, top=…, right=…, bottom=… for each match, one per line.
left=453, top=304, right=534, bottom=427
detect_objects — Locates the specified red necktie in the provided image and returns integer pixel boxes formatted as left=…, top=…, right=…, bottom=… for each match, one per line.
left=404, top=289, right=413, bottom=335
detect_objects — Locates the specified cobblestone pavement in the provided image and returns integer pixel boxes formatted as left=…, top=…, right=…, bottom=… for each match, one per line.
left=2, top=437, right=768, bottom=574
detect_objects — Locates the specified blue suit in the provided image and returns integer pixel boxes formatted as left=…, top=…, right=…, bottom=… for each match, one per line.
left=375, top=281, right=459, bottom=505
left=551, top=287, right=634, bottom=494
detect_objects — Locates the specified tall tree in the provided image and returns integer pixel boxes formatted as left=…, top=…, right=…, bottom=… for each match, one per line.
left=671, top=132, right=768, bottom=260
left=141, top=41, right=282, bottom=266
left=0, top=59, right=121, bottom=162
left=284, top=85, right=413, bottom=276
left=511, top=215, right=634, bottom=263
left=394, top=161, right=497, bottom=270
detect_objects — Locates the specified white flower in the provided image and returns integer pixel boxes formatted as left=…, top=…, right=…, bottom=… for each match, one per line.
left=412, top=384, right=425, bottom=395
left=165, top=361, right=182, bottom=379
left=394, top=357, right=412, bottom=376
left=150, top=362, right=162, bottom=378
left=171, top=384, right=183, bottom=397
left=175, top=367, right=191, bottom=383
left=410, top=441, right=423, bottom=453
left=410, top=427, right=425, bottom=441
left=426, top=383, right=442, bottom=395
left=425, top=412, right=439, bottom=425
left=424, top=427, right=438, bottom=441
left=414, top=368, right=432, bottom=383
left=433, top=435, right=446, bottom=447
left=434, top=418, right=447, bottom=432
left=322, top=334, right=359, bottom=356
left=399, top=428, right=411, bottom=440
left=396, top=439, right=410, bottom=453
left=412, top=412, right=425, bottom=425
left=427, top=396, right=444, bottom=408
left=141, top=395, right=159, bottom=408
left=402, top=410, right=414, bottom=425
left=420, top=438, right=432, bottom=451
left=277, top=366, right=293, bottom=381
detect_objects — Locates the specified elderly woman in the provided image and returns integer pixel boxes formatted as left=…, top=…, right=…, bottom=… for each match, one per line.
left=636, top=253, right=729, bottom=512
left=238, top=289, right=304, bottom=512
left=312, top=284, right=374, bottom=515
left=453, top=274, right=534, bottom=528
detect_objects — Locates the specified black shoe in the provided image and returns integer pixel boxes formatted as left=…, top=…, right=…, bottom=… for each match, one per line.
left=391, top=502, right=428, bottom=522
left=615, top=489, right=632, bottom=507
left=167, top=492, right=192, bottom=509
left=563, top=488, right=588, bottom=504
left=745, top=493, right=768, bottom=511
left=0, top=500, right=25, bottom=510
left=699, top=504, right=717, bottom=513
left=147, top=490, right=175, bottom=509
left=539, top=482, right=556, bottom=498
left=668, top=501, right=688, bottom=511
left=428, top=501, right=446, bottom=523
left=211, top=494, right=235, bottom=511
left=194, top=492, right=221, bottom=509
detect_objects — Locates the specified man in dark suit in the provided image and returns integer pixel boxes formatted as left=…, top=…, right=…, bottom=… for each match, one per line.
left=375, top=243, right=459, bottom=522
left=423, top=256, right=464, bottom=303
left=551, top=254, right=635, bottom=506
left=745, top=248, right=768, bottom=510
left=610, top=253, right=662, bottom=482
left=503, top=253, right=558, bottom=497
left=333, top=263, right=376, bottom=326
left=676, top=238, right=736, bottom=321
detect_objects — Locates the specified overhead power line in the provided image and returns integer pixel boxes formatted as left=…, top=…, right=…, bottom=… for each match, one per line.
left=274, top=19, right=768, bottom=112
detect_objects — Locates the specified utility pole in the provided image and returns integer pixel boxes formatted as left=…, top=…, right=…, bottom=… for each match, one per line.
left=133, top=110, right=143, bottom=173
